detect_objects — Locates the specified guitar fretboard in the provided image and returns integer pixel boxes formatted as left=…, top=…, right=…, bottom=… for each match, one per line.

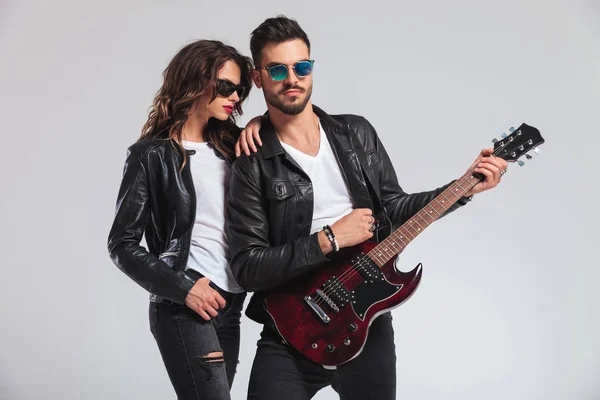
left=368, top=170, right=482, bottom=267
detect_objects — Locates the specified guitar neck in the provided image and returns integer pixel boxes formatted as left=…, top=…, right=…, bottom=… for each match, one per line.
left=368, top=170, right=483, bottom=267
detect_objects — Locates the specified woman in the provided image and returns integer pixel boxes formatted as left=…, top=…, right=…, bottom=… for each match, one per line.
left=107, top=39, right=261, bottom=399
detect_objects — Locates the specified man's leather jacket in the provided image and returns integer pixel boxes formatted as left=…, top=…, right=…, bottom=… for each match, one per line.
left=227, top=105, right=470, bottom=323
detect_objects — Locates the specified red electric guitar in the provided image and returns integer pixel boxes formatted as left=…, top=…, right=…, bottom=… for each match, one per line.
left=264, top=123, right=545, bottom=368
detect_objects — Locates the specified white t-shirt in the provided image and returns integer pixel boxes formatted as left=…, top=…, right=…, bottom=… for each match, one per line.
left=280, top=122, right=354, bottom=234
left=182, top=140, right=243, bottom=293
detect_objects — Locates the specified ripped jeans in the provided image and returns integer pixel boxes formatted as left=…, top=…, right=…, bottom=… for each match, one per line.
left=149, top=282, right=246, bottom=400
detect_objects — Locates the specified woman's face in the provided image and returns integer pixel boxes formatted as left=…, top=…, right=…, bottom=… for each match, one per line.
left=201, top=59, right=244, bottom=121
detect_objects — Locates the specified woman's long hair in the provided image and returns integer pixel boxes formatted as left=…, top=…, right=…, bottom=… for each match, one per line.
left=139, top=39, right=253, bottom=168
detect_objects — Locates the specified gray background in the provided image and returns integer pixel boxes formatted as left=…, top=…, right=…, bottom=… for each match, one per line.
left=1, top=0, right=598, bottom=399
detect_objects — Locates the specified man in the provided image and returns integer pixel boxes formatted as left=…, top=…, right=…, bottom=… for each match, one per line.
left=227, top=16, right=508, bottom=400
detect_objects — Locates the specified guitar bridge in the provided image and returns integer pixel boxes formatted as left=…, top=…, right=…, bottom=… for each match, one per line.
left=304, top=296, right=330, bottom=324
left=316, top=289, right=339, bottom=312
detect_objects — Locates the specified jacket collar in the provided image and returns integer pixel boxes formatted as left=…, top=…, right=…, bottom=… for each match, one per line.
left=259, top=105, right=347, bottom=159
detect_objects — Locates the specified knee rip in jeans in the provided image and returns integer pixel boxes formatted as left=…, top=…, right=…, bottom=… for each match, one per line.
left=195, top=351, right=225, bottom=381
left=199, top=351, right=225, bottom=363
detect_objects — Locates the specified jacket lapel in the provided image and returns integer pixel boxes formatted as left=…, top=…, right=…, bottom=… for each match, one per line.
left=315, top=107, right=373, bottom=210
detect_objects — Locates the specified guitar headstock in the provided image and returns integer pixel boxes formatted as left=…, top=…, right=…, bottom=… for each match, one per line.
left=492, top=123, right=544, bottom=166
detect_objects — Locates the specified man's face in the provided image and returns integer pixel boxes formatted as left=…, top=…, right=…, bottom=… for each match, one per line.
left=253, top=39, right=313, bottom=116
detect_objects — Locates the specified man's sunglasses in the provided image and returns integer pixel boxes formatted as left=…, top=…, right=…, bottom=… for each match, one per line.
left=260, top=60, right=315, bottom=81
left=216, top=79, right=247, bottom=98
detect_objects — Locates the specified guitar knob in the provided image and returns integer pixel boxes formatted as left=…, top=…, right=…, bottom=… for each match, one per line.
left=344, top=338, right=351, bottom=346
left=326, top=344, right=335, bottom=352
left=348, top=323, right=358, bottom=332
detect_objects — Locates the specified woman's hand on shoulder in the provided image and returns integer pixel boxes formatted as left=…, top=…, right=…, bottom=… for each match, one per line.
left=235, top=115, right=264, bottom=157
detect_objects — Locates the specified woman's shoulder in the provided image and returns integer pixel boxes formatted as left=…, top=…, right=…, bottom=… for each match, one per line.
left=126, top=137, right=172, bottom=159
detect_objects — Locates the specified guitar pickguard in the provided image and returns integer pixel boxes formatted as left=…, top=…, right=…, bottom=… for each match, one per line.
left=351, top=278, right=402, bottom=320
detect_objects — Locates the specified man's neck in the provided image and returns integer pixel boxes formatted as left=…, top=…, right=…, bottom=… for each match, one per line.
left=268, top=101, right=319, bottom=144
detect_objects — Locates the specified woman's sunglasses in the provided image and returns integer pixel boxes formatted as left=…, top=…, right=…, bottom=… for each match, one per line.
left=216, top=79, right=247, bottom=98
left=261, top=60, right=315, bottom=81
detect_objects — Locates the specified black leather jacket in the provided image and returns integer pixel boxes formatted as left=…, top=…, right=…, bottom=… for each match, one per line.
left=107, top=134, right=236, bottom=305
left=227, top=105, right=470, bottom=323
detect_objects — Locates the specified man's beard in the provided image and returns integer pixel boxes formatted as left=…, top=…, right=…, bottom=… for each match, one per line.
left=264, top=83, right=313, bottom=116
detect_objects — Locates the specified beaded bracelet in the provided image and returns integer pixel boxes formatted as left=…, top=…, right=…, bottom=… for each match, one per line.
left=322, top=225, right=339, bottom=252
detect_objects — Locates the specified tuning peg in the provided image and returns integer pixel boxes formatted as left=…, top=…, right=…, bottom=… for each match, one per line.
left=501, top=133, right=508, bottom=138
left=534, top=147, right=541, bottom=155
left=509, top=127, right=515, bottom=132
left=525, top=154, right=533, bottom=160
left=517, top=160, right=525, bottom=167
left=492, top=138, right=498, bottom=143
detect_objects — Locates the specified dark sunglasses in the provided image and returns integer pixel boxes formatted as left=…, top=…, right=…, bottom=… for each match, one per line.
left=261, top=60, right=315, bottom=81
left=216, top=79, right=247, bottom=98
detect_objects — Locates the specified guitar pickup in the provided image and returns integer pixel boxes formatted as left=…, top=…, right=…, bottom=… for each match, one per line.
left=352, top=257, right=384, bottom=283
left=321, top=278, right=351, bottom=306
left=304, top=296, right=330, bottom=324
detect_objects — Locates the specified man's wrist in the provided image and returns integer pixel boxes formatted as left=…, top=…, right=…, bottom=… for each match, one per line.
left=318, top=230, right=333, bottom=255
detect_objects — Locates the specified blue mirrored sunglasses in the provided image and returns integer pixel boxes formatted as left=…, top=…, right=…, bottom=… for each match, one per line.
left=261, top=60, right=315, bottom=81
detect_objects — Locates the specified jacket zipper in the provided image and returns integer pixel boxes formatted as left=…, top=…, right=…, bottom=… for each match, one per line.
left=179, top=149, right=197, bottom=272
left=159, top=251, right=180, bottom=259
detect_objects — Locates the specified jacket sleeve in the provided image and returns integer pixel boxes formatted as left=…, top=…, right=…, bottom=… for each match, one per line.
left=364, top=118, right=470, bottom=228
left=227, top=156, right=329, bottom=292
left=107, top=145, right=198, bottom=304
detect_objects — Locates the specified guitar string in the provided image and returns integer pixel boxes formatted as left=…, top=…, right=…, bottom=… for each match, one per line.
left=312, top=169, right=477, bottom=308
left=312, top=141, right=511, bottom=308
left=312, top=143, right=509, bottom=309
left=313, top=165, right=481, bottom=308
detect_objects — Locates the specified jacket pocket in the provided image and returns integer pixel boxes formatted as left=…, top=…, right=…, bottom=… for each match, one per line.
left=264, top=180, right=296, bottom=242
left=264, top=180, right=296, bottom=200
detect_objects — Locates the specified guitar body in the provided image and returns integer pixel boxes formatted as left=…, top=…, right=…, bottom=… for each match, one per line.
left=264, top=241, right=422, bottom=367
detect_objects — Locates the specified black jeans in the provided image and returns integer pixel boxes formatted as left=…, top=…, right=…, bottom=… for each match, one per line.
left=149, top=280, right=246, bottom=400
left=247, top=311, right=397, bottom=400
